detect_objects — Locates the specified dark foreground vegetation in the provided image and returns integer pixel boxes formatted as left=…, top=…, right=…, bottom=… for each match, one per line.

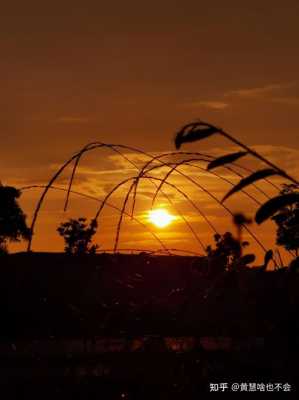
left=0, top=253, right=298, bottom=397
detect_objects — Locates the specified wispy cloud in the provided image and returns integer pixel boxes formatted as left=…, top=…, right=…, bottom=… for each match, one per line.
left=185, top=81, right=299, bottom=110
left=226, top=82, right=296, bottom=99
left=226, top=81, right=299, bottom=107
left=184, top=100, right=229, bottom=110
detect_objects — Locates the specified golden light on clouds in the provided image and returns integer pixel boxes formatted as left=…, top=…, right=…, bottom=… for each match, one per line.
left=148, top=208, right=176, bottom=228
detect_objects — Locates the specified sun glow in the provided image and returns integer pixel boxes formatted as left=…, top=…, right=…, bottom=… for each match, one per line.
left=148, top=209, right=175, bottom=228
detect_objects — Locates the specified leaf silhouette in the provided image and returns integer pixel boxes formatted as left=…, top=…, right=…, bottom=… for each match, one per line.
left=255, top=193, right=299, bottom=224
left=262, top=249, right=273, bottom=270
left=174, top=122, right=219, bottom=149
left=222, top=168, right=281, bottom=203
left=207, top=151, right=248, bottom=171
left=239, top=253, right=256, bottom=265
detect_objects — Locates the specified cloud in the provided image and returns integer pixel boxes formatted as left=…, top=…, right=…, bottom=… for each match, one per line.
left=225, top=82, right=299, bottom=107
left=184, top=100, right=229, bottom=110
left=107, top=152, right=151, bottom=169
left=250, top=145, right=299, bottom=175
left=226, top=82, right=296, bottom=99
left=73, top=165, right=136, bottom=177
left=184, top=81, right=299, bottom=111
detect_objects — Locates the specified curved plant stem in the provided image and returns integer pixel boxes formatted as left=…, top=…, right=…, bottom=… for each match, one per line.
left=214, top=124, right=299, bottom=185
left=21, top=184, right=168, bottom=253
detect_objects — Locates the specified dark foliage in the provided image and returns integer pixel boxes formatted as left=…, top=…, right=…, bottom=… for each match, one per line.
left=174, top=122, right=219, bottom=149
left=288, top=256, right=299, bottom=272
left=0, top=183, right=31, bottom=254
left=57, top=217, right=99, bottom=255
left=222, top=168, right=281, bottom=203
left=207, top=151, right=247, bottom=171
left=1, top=253, right=298, bottom=389
left=262, top=249, right=274, bottom=271
left=232, top=212, right=252, bottom=228
left=2, top=253, right=298, bottom=340
left=256, top=191, right=299, bottom=225
left=271, top=185, right=299, bottom=255
left=206, top=232, right=252, bottom=272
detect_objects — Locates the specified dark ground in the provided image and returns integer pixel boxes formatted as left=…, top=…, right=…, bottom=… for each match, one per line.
left=0, top=253, right=298, bottom=398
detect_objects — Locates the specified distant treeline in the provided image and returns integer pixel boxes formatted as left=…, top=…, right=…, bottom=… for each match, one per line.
left=0, top=253, right=298, bottom=339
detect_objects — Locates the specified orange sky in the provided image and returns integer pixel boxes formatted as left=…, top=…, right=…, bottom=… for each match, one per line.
left=1, top=1, right=299, bottom=263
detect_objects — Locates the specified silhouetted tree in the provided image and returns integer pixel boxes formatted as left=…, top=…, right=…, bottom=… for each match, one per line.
left=271, top=184, right=299, bottom=257
left=0, top=183, right=31, bottom=254
left=57, top=217, right=98, bottom=255
left=206, top=232, right=252, bottom=272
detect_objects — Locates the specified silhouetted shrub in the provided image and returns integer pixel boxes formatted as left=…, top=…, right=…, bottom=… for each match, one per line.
left=57, top=217, right=99, bottom=255
left=271, top=184, right=299, bottom=257
left=0, top=183, right=31, bottom=254
left=206, top=232, right=254, bottom=272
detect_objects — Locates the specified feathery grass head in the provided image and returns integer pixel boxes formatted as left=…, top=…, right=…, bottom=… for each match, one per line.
left=174, top=121, right=220, bottom=149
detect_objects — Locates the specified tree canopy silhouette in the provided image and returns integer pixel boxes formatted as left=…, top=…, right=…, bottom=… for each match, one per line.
left=0, top=183, right=31, bottom=254
left=271, top=184, right=299, bottom=257
left=206, top=231, right=254, bottom=272
left=57, top=217, right=98, bottom=255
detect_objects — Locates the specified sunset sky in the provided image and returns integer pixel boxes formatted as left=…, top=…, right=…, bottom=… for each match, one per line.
left=1, top=1, right=299, bottom=262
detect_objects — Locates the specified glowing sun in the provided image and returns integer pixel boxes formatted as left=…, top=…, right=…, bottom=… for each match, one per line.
left=148, top=209, right=175, bottom=228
